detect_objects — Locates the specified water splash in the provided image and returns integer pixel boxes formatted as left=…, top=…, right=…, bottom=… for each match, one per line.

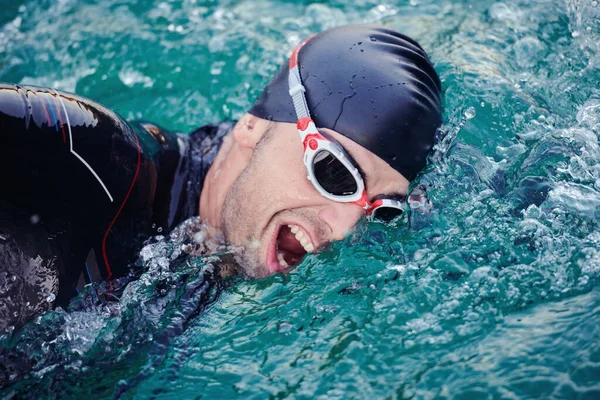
left=0, top=218, right=241, bottom=391
left=430, top=106, right=476, bottom=168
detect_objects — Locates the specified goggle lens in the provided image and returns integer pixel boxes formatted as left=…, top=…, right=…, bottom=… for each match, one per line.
left=313, top=150, right=358, bottom=196
left=371, top=206, right=404, bottom=223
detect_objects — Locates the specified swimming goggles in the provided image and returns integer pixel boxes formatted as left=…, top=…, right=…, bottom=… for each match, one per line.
left=287, top=37, right=406, bottom=222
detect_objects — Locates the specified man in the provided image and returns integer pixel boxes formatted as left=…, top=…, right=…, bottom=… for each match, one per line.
left=0, top=24, right=442, bottom=328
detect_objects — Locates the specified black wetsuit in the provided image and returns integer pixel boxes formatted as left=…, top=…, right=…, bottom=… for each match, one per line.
left=0, top=84, right=231, bottom=320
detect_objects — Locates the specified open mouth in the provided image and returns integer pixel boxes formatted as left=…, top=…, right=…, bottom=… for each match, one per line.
left=271, top=224, right=315, bottom=270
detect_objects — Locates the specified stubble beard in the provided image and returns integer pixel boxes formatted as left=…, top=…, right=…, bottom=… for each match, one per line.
left=219, top=125, right=276, bottom=279
left=220, top=171, right=266, bottom=279
left=218, top=121, right=332, bottom=278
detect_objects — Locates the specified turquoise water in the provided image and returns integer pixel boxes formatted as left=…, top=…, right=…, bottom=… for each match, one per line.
left=2, top=0, right=600, bottom=398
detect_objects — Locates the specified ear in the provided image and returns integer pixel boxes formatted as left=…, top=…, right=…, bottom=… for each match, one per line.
left=232, top=113, right=268, bottom=149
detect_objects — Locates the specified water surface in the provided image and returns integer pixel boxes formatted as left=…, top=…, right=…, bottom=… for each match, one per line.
left=1, top=0, right=600, bottom=398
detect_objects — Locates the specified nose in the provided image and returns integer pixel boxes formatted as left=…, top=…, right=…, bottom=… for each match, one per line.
left=318, top=202, right=365, bottom=241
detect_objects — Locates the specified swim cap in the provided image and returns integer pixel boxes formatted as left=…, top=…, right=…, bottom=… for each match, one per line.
left=248, top=24, right=442, bottom=180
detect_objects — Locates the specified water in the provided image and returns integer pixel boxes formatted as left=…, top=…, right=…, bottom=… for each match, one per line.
left=1, top=0, right=600, bottom=398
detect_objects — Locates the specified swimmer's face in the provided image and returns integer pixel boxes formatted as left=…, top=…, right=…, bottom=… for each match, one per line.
left=219, top=115, right=408, bottom=278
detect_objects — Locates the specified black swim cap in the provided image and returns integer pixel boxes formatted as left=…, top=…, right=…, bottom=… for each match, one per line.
left=248, top=24, right=442, bottom=180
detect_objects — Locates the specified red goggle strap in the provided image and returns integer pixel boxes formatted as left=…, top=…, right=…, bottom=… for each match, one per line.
left=354, top=193, right=399, bottom=215
left=288, top=34, right=315, bottom=70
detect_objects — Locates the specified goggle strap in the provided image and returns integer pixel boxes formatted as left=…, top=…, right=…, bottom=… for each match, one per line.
left=288, top=66, right=310, bottom=120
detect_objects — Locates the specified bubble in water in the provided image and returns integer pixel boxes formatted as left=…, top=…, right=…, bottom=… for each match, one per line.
left=489, top=2, right=516, bottom=22
left=46, top=293, right=56, bottom=303
left=210, top=61, right=225, bottom=76
left=464, top=107, right=476, bottom=119
left=514, top=36, right=545, bottom=68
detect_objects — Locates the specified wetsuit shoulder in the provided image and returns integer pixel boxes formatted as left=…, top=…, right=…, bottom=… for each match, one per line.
left=0, top=84, right=234, bottom=331
left=0, top=85, right=185, bottom=308
left=177, top=121, right=235, bottom=219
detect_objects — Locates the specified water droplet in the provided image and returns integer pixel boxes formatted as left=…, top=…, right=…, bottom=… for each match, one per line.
left=370, top=35, right=377, bottom=42
left=157, top=227, right=163, bottom=233
left=193, top=231, right=206, bottom=244
left=30, top=214, right=41, bottom=225
left=464, top=107, right=476, bottom=119
left=358, top=41, right=363, bottom=45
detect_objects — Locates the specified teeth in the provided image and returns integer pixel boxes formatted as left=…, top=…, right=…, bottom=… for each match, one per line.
left=287, top=224, right=314, bottom=253
left=277, top=251, right=288, bottom=268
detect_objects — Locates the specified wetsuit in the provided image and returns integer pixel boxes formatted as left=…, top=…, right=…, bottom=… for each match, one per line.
left=0, top=84, right=231, bottom=324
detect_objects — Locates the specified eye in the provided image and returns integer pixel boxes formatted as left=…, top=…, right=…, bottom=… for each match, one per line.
left=371, top=206, right=404, bottom=223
